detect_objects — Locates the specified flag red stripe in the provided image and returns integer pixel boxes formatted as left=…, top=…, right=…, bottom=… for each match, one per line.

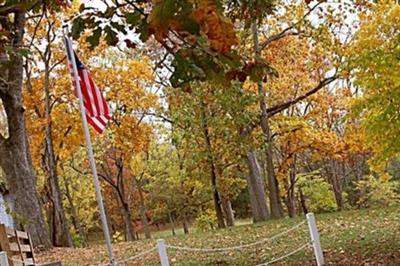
left=79, top=70, right=95, bottom=116
left=87, top=115, right=106, bottom=133
left=88, top=74, right=102, bottom=116
left=65, top=38, right=111, bottom=134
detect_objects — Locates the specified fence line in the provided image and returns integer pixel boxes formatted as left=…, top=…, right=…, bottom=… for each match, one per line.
left=2, top=213, right=322, bottom=266
left=255, top=242, right=311, bottom=266
left=95, top=246, right=157, bottom=266
left=114, top=247, right=157, bottom=265
left=166, top=220, right=307, bottom=253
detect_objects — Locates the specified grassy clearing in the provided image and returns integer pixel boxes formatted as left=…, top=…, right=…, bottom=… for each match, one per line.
left=37, top=206, right=400, bottom=265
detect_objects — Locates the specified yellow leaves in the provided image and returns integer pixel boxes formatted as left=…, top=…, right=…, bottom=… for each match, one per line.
left=379, top=173, right=392, bottom=182
left=242, top=80, right=257, bottom=93
left=112, top=116, right=153, bottom=155
left=103, top=57, right=157, bottom=112
left=342, top=123, right=368, bottom=155
left=347, top=0, right=400, bottom=163
left=261, top=36, right=320, bottom=107
left=368, top=159, right=387, bottom=175
left=351, top=1, right=400, bottom=55
left=273, top=110, right=367, bottom=179
left=23, top=5, right=159, bottom=185
left=128, top=154, right=145, bottom=176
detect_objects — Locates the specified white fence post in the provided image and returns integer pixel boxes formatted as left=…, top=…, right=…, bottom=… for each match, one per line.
left=0, top=251, right=9, bottom=266
left=157, top=239, right=170, bottom=266
left=306, top=213, right=324, bottom=266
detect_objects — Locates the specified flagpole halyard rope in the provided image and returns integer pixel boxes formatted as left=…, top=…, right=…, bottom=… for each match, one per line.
left=165, top=220, right=306, bottom=253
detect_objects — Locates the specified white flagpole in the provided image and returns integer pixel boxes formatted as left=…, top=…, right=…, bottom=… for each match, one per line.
left=62, top=24, right=116, bottom=266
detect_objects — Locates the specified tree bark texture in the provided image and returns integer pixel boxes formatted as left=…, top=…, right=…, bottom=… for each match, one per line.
left=298, top=188, right=308, bottom=215
left=286, top=160, right=297, bottom=218
left=121, top=201, right=135, bottom=241
left=200, top=100, right=226, bottom=228
left=182, top=216, right=189, bottom=235
left=0, top=12, right=51, bottom=248
left=251, top=21, right=284, bottom=219
left=221, top=197, right=235, bottom=227
left=43, top=64, right=72, bottom=247
left=168, top=211, right=176, bottom=236
left=135, top=177, right=151, bottom=239
left=328, top=160, right=344, bottom=211
left=246, top=151, right=269, bottom=222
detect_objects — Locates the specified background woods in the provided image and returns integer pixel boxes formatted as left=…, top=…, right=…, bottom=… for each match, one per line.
left=0, top=0, right=399, bottom=258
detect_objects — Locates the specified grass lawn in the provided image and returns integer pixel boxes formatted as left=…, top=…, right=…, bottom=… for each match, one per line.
left=36, top=206, right=400, bottom=265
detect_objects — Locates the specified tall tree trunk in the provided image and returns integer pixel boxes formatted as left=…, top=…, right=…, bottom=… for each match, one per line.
left=168, top=212, right=176, bottom=236
left=329, top=160, right=344, bottom=211
left=286, top=159, right=297, bottom=218
left=43, top=64, right=72, bottom=247
left=246, top=151, right=269, bottom=222
left=63, top=175, right=87, bottom=246
left=182, top=215, right=189, bottom=235
left=135, top=177, right=151, bottom=239
left=298, top=188, right=308, bottom=215
left=251, top=21, right=284, bottom=219
left=0, top=12, right=51, bottom=248
left=211, top=168, right=225, bottom=229
left=221, top=197, right=235, bottom=227
left=121, top=201, right=135, bottom=241
left=200, top=100, right=225, bottom=228
left=266, top=140, right=284, bottom=218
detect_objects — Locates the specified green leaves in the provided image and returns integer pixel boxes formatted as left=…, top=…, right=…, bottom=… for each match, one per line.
left=71, top=17, right=85, bottom=40
left=137, top=20, right=150, bottom=43
left=348, top=2, right=400, bottom=163
left=71, top=0, right=244, bottom=88
left=104, top=26, right=118, bottom=46
left=170, top=50, right=205, bottom=87
left=126, top=12, right=141, bottom=25
left=86, top=28, right=102, bottom=49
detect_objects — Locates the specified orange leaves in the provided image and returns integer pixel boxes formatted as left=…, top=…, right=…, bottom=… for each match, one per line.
left=148, top=0, right=237, bottom=54
left=148, top=13, right=182, bottom=43
left=147, top=0, right=192, bottom=43
left=112, top=116, right=153, bottom=155
left=191, top=1, right=238, bottom=54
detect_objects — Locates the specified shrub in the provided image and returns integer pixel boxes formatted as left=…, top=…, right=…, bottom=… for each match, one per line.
left=297, top=171, right=338, bottom=213
left=355, top=174, right=400, bottom=208
left=192, top=209, right=218, bottom=232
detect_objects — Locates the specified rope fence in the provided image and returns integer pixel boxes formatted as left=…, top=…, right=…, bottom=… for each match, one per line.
left=160, top=213, right=324, bottom=266
left=255, top=242, right=312, bottom=266
left=0, top=213, right=324, bottom=266
left=97, top=246, right=158, bottom=266
left=165, top=220, right=306, bottom=253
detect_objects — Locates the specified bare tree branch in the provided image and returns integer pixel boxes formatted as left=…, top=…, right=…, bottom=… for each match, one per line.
left=49, top=56, right=66, bottom=72
left=69, top=157, right=90, bottom=176
left=267, top=75, right=337, bottom=117
left=259, top=2, right=323, bottom=50
left=27, top=10, right=44, bottom=48
left=260, top=28, right=303, bottom=51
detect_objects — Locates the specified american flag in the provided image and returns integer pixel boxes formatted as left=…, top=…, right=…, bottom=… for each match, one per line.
left=64, top=37, right=111, bottom=134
